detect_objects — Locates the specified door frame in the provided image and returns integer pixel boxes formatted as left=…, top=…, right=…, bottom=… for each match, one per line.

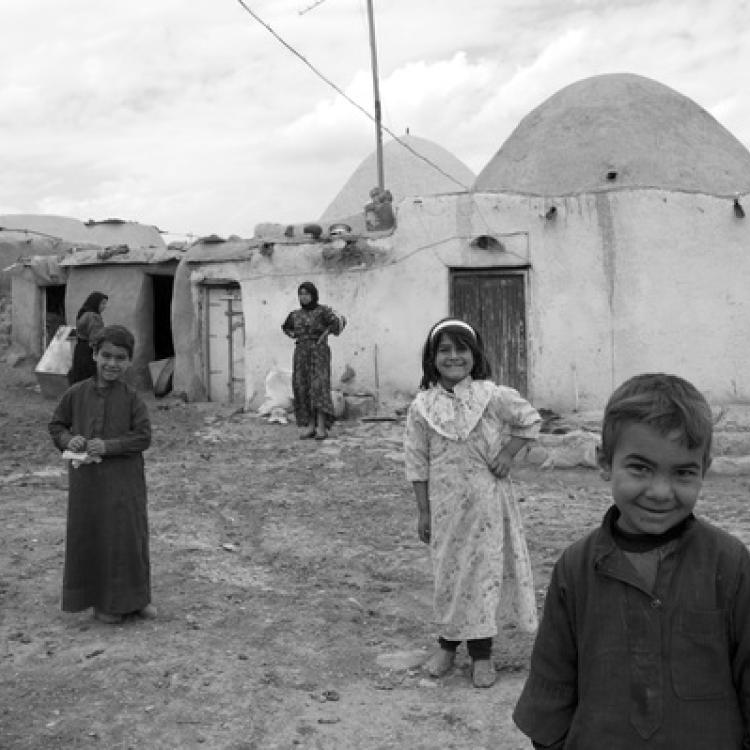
left=201, top=281, right=245, bottom=403
left=449, top=266, right=531, bottom=396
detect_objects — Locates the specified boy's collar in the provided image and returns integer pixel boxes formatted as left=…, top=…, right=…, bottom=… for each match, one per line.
left=607, top=506, right=695, bottom=552
left=596, top=505, right=697, bottom=558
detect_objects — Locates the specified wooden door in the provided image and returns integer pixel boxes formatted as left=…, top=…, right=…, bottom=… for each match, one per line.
left=204, top=285, right=245, bottom=403
left=450, top=269, right=528, bottom=395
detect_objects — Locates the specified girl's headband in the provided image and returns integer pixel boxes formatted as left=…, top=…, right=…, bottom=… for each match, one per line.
left=429, top=319, right=477, bottom=341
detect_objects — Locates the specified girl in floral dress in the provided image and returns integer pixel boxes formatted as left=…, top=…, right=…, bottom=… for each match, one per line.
left=404, top=318, right=541, bottom=687
left=282, top=282, right=346, bottom=440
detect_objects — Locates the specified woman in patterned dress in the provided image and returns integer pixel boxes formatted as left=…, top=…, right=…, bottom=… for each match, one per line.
left=404, top=318, right=541, bottom=688
left=69, top=291, right=108, bottom=384
left=282, top=282, right=346, bottom=440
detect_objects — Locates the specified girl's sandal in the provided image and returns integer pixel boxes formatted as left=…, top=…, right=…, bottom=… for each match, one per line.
left=471, top=659, right=496, bottom=688
left=300, top=429, right=317, bottom=439
left=423, top=648, right=455, bottom=677
left=94, top=609, right=124, bottom=625
left=314, top=431, right=328, bottom=440
left=135, top=604, right=158, bottom=619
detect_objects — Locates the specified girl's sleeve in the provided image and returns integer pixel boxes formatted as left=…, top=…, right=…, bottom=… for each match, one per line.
left=321, top=306, right=346, bottom=336
left=495, top=385, right=542, bottom=439
left=77, top=312, right=104, bottom=342
left=49, top=390, right=74, bottom=451
left=89, top=312, right=104, bottom=341
left=281, top=311, right=295, bottom=335
left=404, top=401, right=429, bottom=482
left=102, top=392, right=151, bottom=455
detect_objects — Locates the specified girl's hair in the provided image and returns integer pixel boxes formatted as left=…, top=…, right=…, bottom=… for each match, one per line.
left=76, top=291, right=108, bottom=321
left=91, top=325, right=135, bottom=358
left=419, top=318, right=491, bottom=389
left=297, top=281, right=319, bottom=307
left=600, top=373, right=713, bottom=473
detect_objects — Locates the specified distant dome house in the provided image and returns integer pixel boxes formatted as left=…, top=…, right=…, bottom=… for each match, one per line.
left=3, top=215, right=177, bottom=387
left=466, top=73, right=750, bottom=408
left=320, top=134, right=475, bottom=231
left=172, top=135, right=477, bottom=406
left=172, top=74, right=750, bottom=414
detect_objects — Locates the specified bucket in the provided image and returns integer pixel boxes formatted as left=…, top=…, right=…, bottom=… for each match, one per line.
left=34, top=325, right=75, bottom=399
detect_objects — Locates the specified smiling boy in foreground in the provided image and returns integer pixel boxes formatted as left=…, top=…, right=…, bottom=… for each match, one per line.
left=513, top=373, right=750, bottom=749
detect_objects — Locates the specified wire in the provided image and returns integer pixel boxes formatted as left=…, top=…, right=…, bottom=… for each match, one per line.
left=0, top=226, right=63, bottom=241
left=298, top=0, right=328, bottom=14
left=233, top=0, right=470, bottom=191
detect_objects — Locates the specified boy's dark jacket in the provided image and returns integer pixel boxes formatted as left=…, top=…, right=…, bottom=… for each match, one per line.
left=514, top=506, right=750, bottom=749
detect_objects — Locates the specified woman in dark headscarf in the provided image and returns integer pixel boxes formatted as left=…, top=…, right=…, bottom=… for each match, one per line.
left=282, top=282, right=346, bottom=440
left=68, top=291, right=108, bottom=384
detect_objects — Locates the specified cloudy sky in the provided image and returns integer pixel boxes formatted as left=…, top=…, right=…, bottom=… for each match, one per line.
left=1, top=0, right=748, bottom=240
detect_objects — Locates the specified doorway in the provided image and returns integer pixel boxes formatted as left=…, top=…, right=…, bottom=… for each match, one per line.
left=151, top=274, right=175, bottom=360
left=203, top=284, right=245, bottom=403
left=42, top=284, right=66, bottom=352
left=450, top=268, right=528, bottom=395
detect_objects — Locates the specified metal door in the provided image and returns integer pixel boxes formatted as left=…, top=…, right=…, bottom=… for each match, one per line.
left=204, top=286, right=245, bottom=403
left=450, top=269, right=528, bottom=395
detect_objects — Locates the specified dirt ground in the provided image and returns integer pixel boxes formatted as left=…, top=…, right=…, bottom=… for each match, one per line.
left=3, top=355, right=750, bottom=750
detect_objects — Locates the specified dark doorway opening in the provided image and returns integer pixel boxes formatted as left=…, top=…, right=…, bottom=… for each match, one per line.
left=151, top=275, right=174, bottom=360
left=44, top=284, right=67, bottom=349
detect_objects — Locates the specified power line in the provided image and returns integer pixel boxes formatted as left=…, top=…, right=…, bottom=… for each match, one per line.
left=233, top=0, right=470, bottom=191
left=298, top=0, right=328, bottom=15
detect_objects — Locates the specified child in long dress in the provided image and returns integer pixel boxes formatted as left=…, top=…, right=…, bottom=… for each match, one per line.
left=514, top=374, right=750, bottom=748
left=404, top=318, right=541, bottom=687
left=49, top=325, right=155, bottom=624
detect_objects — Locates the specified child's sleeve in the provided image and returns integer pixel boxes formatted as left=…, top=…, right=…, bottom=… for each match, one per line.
left=513, top=558, right=578, bottom=747
left=404, top=402, right=429, bottom=482
left=102, top=391, right=151, bottom=456
left=730, top=548, right=750, bottom=740
left=48, top=390, right=74, bottom=451
left=495, top=385, right=541, bottom=440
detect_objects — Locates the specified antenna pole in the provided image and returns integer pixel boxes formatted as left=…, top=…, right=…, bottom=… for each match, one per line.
left=366, top=0, right=384, bottom=190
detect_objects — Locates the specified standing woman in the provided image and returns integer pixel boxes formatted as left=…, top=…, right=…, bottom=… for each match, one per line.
left=69, top=291, right=108, bottom=384
left=282, top=282, right=346, bottom=440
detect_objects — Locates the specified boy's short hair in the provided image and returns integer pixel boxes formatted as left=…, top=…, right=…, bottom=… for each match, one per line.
left=91, top=325, right=135, bottom=358
left=600, top=373, right=713, bottom=473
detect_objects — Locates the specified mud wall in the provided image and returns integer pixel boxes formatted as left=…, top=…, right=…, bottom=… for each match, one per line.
left=172, top=190, right=750, bottom=412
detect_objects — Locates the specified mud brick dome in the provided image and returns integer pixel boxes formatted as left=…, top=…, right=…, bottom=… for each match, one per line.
left=473, top=73, right=750, bottom=196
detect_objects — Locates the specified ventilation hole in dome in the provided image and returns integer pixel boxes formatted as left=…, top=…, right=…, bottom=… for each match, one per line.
left=471, top=235, right=504, bottom=251
left=606, top=170, right=618, bottom=181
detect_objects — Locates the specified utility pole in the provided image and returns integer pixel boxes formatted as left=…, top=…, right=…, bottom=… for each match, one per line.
left=366, top=0, right=384, bottom=190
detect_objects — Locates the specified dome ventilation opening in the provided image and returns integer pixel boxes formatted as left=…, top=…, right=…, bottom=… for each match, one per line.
left=606, top=170, right=618, bottom=181
left=470, top=235, right=504, bottom=252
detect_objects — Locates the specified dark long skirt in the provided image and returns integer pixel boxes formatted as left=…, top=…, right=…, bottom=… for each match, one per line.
left=69, top=338, right=97, bottom=384
left=62, top=455, right=151, bottom=614
left=292, top=339, right=335, bottom=428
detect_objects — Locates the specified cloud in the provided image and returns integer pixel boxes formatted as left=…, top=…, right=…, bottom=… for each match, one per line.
left=0, top=0, right=748, bottom=238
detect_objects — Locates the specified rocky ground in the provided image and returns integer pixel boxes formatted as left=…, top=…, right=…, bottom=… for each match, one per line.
left=3, top=334, right=750, bottom=750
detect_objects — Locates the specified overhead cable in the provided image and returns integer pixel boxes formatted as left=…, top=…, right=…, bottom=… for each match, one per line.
left=233, top=0, right=470, bottom=191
